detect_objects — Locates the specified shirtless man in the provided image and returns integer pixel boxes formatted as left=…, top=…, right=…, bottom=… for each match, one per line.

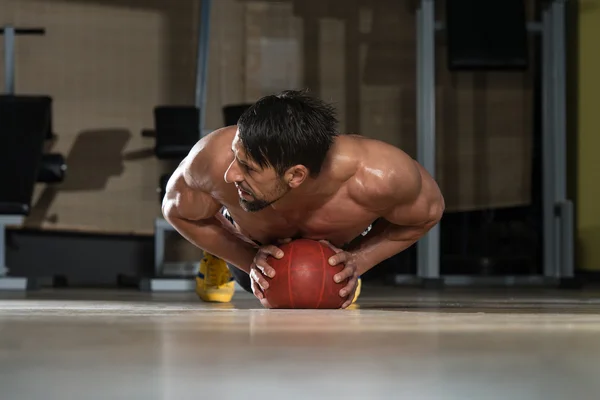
left=162, top=90, right=444, bottom=309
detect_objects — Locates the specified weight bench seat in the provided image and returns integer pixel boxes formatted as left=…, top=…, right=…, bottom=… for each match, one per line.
left=154, top=144, right=195, bottom=160
left=0, top=95, right=50, bottom=290
left=154, top=106, right=199, bottom=161
left=0, top=203, right=29, bottom=216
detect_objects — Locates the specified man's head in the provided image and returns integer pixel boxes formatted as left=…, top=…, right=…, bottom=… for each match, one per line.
left=224, top=90, right=339, bottom=212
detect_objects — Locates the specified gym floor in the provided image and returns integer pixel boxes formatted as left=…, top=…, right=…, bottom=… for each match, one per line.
left=1, top=286, right=599, bottom=400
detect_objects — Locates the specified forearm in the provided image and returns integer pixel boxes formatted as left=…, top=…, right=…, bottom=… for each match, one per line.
left=167, top=215, right=256, bottom=274
left=346, top=221, right=431, bottom=276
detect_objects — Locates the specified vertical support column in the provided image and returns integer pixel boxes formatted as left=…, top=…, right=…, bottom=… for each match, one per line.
left=541, top=3, right=557, bottom=278
left=4, top=26, right=15, bottom=94
left=551, top=1, right=567, bottom=203
left=542, top=0, right=573, bottom=280
left=195, top=0, right=212, bottom=138
left=0, top=222, right=6, bottom=276
left=550, top=0, right=574, bottom=279
left=154, top=219, right=166, bottom=275
left=0, top=216, right=29, bottom=291
left=416, top=0, right=441, bottom=284
left=0, top=216, right=25, bottom=277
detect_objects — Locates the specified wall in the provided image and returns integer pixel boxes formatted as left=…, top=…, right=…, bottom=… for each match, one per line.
left=0, top=0, right=535, bottom=239
left=0, top=0, right=246, bottom=237
left=576, top=0, right=600, bottom=270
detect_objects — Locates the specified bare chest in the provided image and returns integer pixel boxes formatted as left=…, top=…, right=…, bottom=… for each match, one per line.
left=221, top=199, right=378, bottom=248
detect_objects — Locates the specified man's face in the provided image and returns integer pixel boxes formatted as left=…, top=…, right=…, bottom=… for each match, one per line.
left=224, top=133, right=290, bottom=212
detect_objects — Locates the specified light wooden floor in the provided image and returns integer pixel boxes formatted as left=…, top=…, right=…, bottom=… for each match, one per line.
left=1, top=286, right=600, bottom=400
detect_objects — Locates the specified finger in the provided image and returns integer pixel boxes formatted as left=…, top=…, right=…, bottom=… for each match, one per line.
left=254, top=255, right=276, bottom=278
left=339, top=274, right=358, bottom=297
left=333, top=264, right=355, bottom=284
left=277, top=238, right=292, bottom=244
left=260, top=245, right=285, bottom=259
left=319, top=240, right=343, bottom=254
left=251, top=275, right=272, bottom=308
left=340, top=280, right=358, bottom=309
left=250, top=277, right=264, bottom=300
left=250, top=268, right=270, bottom=291
left=260, top=298, right=272, bottom=309
left=341, top=296, right=354, bottom=309
left=328, top=251, right=349, bottom=266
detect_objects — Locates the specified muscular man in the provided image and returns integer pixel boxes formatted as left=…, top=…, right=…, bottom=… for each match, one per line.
left=162, top=90, right=444, bottom=308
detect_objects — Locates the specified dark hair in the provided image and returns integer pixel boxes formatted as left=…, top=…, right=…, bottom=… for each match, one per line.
left=237, top=90, right=339, bottom=177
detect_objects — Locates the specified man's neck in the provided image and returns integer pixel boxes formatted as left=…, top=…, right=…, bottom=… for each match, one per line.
left=269, top=137, right=356, bottom=214
left=270, top=175, right=336, bottom=213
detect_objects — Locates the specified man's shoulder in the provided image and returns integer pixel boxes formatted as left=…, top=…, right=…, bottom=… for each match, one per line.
left=191, top=125, right=235, bottom=165
left=181, top=126, right=236, bottom=191
left=338, top=134, right=408, bottom=158
left=193, top=125, right=236, bottom=154
left=342, top=135, right=420, bottom=209
left=339, top=134, right=417, bottom=182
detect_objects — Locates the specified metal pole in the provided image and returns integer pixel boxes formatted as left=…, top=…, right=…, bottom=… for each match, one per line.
left=0, top=221, right=7, bottom=276
left=0, top=216, right=24, bottom=277
left=416, top=0, right=440, bottom=282
left=541, top=3, right=556, bottom=278
left=550, top=0, right=574, bottom=278
left=195, top=0, right=212, bottom=138
left=4, top=25, right=15, bottom=94
left=551, top=3, right=566, bottom=202
left=1, top=27, right=44, bottom=95
left=154, top=218, right=165, bottom=275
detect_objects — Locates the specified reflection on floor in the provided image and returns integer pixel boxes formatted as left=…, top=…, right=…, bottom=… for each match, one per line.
left=1, top=286, right=600, bottom=400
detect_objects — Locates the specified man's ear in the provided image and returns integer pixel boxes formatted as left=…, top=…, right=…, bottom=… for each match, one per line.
left=284, top=165, right=309, bottom=188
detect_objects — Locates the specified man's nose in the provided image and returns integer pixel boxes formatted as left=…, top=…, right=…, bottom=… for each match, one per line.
left=224, top=160, right=243, bottom=184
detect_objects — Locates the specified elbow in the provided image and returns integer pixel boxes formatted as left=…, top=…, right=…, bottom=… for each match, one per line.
left=161, top=176, right=183, bottom=224
left=161, top=196, right=177, bottom=224
left=424, top=195, right=445, bottom=230
left=435, top=193, right=445, bottom=223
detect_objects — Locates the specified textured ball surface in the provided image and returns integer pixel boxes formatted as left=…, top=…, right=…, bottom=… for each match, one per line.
left=263, top=239, right=347, bottom=309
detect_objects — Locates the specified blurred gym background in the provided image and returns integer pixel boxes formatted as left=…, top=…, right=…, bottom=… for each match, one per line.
left=0, top=0, right=591, bottom=291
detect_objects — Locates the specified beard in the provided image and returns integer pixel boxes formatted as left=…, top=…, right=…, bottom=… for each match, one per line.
left=239, top=180, right=289, bottom=212
left=239, top=197, right=272, bottom=212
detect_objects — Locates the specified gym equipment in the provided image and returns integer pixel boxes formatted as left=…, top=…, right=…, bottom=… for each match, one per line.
left=263, top=239, right=347, bottom=309
left=154, top=106, right=200, bottom=160
left=151, top=106, right=199, bottom=203
left=195, top=0, right=212, bottom=138
left=142, top=0, right=220, bottom=292
left=143, top=105, right=207, bottom=291
left=1, top=26, right=45, bottom=95
left=0, top=95, right=51, bottom=290
left=1, top=26, right=55, bottom=141
left=0, top=94, right=53, bottom=141
left=158, top=173, right=170, bottom=202
left=446, top=0, right=528, bottom=70
left=223, top=104, right=253, bottom=126
left=36, top=153, right=67, bottom=184
left=413, top=0, right=572, bottom=287
left=151, top=105, right=199, bottom=225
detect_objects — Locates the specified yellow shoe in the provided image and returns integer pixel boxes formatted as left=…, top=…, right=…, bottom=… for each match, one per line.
left=196, top=252, right=235, bottom=303
left=351, top=277, right=362, bottom=304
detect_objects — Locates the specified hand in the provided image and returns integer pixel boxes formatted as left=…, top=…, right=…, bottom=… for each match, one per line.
left=319, top=240, right=360, bottom=309
left=249, top=238, right=292, bottom=308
